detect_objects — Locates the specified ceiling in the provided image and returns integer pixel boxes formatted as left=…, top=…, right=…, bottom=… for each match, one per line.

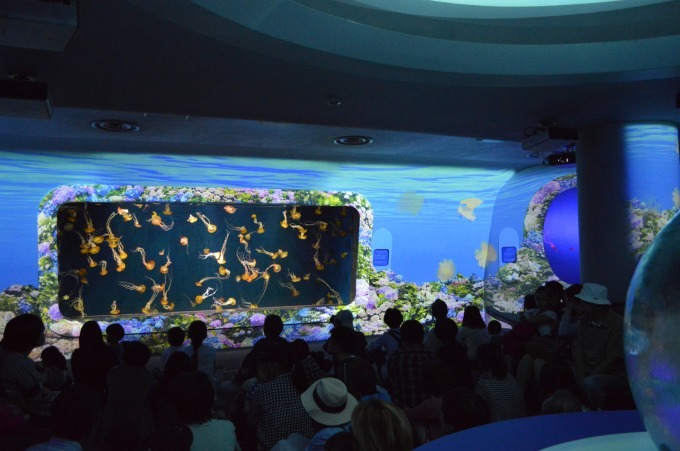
left=1, top=0, right=679, bottom=169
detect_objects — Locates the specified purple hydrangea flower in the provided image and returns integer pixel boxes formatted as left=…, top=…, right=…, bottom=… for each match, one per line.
left=48, top=304, right=63, bottom=321
left=210, top=320, right=222, bottom=328
left=250, top=313, right=266, bottom=327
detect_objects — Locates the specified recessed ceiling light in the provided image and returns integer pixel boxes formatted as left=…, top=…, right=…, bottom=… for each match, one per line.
left=333, top=135, right=373, bottom=146
left=91, top=119, right=140, bottom=132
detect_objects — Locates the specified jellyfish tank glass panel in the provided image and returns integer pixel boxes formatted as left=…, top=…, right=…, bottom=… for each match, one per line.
left=56, top=202, right=358, bottom=318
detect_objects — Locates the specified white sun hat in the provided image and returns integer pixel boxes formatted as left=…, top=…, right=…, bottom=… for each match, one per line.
left=574, top=283, right=611, bottom=305
left=301, top=378, right=358, bottom=426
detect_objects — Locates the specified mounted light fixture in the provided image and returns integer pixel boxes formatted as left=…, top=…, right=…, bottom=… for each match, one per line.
left=91, top=120, right=140, bottom=132
left=333, top=136, right=373, bottom=146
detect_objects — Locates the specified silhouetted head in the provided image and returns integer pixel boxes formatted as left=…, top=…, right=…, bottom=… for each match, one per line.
left=431, top=299, right=448, bottom=320
left=167, top=326, right=186, bottom=347
left=441, top=388, right=490, bottom=433
left=400, top=319, right=425, bottom=345
left=461, top=305, right=485, bottom=329
left=78, top=320, right=105, bottom=351
left=1, top=313, right=45, bottom=354
left=263, top=314, right=284, bottom=337
left=105, top=323, right=125, bottom=343
left=487, top=320, right=502, bottom=336
left=121, top=341, right=151, bottom=367
left=187, top=321, right=207, bottom=347
left=383, top=308, right=403, bottom=329
left=171, top=371, right=215, bottom=425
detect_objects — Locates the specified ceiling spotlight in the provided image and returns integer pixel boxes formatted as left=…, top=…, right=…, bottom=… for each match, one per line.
left=91, top=119, right=140, bottom=132
left=333, top=135, right=373, bottom=146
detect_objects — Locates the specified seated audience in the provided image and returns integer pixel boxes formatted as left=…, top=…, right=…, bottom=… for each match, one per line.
left=234, top=314, right=287, bottom=386
left=248, top=341, right=315, bottom=449
left=434, top=318, right=472, bottom=389
left=456, top=305, right=490, bottom=362
left=541, top=389, right=586, bottom=414
left=26, top=386, right=100, bottom=451
left=298, top=378, right=358, bottom=451
left=348, top=361, right=391, bottom=403
left=423, top=300, right=448, bottom=354
left=440, top=388, right=490, bottom=435
left=326, top=326, right=363, bottom=388
left=365, top=307, right=402, bottom=385
left=102, top=341, right=155, bottom=447
left=474, top=343, right=525, bottom=422
left=105, top=323, right=125, bottom=364
left=291, top=338, right=326, bottom=393
left=151, top=350, right=193, bottom=429
left=487, top=320, right=503, bottom=348
left=558, top=284, right=584, bottom=341
left=323, top=431, right=356, bottom=451
left=171, top=371, right=238, bottom=451
left=330, top=310, right=367, bottom=359
left=387, top=319, right=435, bottom=408
left=0, top=313, right=52, bottom=416
left=572, top=283, right=629, bottom=410
left=38, top=346, right=70, bottom=391
left=402, top=360, right=454, bottom=446
left=181, top=321, right=216, bottom=389
left=160, top=326, right=186, bottom=373
left=70, top=320, right=118, bottom=401
left=351, top=398, right=413, bottom=451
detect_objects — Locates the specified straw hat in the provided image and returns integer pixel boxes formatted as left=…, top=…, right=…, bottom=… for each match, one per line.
left=301, top=378, right=358, bottom=426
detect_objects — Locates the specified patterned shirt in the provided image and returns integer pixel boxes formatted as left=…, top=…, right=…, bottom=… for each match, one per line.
left=387, top=345, right=435, bottom=408
left=249, top=372, right=315, bottom=450
left=474, top=372, right=525, bottom=422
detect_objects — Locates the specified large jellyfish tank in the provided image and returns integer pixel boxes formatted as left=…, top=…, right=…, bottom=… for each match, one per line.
left=625, top=211, right=680, bottom=450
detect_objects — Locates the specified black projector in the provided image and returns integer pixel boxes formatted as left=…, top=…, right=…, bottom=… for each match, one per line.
left=522, top=126, right=578, bottom=152
left=0, top=79, right=52, bottom=119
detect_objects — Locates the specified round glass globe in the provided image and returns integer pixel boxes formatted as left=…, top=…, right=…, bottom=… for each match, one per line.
left=625, top=212, right=680, bottom=450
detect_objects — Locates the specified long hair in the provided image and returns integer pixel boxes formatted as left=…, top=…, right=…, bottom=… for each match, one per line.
left=461, top=305, right=485, bottom=329
left=187, top=321, right=207, bottom=370
left=351, top=399, right=413, bottom=451
left=78, top=320, right=105, bottom=351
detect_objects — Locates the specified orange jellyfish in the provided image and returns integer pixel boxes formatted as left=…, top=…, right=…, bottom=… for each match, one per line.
left=148, top=211, right=174, bottom=231
left=317, top=277, right=343, bottom=304
left=180, top=236, right=189, bottom=255
left=290, top=224, right=307, bottom=240
left=87, top=256, right=98, bottom=268
left=256, top=247, right=278, bottom=260
left=98, top=260, right=108, bottom=276
left=277, top=249, right=288, bottom=259
left=218, top=266, right=231, bottom=278
left=224, top=205, right=237, bottom=214
left=187, top=214, right=198, bottom=223
left=83, top=206, right=95, bottom=234
left=288, top=270, right=301, bottom=283
left=117, top=206, right=134, bottom=222
left=315, top=207, right=322, bottom=215
left=110, top=301, right=120, bottom=315
left=160, top=253, right=172, bottom=275
left=111, top=247, right=126, bottom=272
left=280, top=210, right=289, bottom=228
left=279, top=280, right=300, bottom=297
left=290, top=206, right=301, bottom=220
left=132, top=247, right=155, bottom=270
left=116, top=242, right=128, bottom=260
left=70, top=287, right=86, bottom=318
left=160, top=273, right=173, bottom=310
left=163, top=203, right=172, bottom=215
left=195, top=212, right=216, bottom=233
left=118, top=281, right=146, bottom=293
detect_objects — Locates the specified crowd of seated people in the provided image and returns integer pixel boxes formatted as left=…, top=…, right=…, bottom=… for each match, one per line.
left=0, top=281, right=632, bottom=450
